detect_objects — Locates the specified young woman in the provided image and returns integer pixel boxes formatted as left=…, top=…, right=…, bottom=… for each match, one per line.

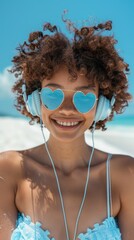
left=0, top=19, right=134, bottom=240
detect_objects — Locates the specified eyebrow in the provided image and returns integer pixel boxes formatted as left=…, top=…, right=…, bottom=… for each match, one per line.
left=44, top=83, right=96, bottom=90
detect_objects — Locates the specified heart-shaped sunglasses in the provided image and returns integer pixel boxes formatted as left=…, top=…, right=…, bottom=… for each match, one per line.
left=40, top=87, right=98, bottom=114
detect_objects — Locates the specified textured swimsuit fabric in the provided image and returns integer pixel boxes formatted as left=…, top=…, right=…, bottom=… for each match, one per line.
left=11, top=212, right=121, bottom=240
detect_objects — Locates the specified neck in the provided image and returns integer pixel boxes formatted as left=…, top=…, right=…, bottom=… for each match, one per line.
left=46, top=134, right=92, bottom=174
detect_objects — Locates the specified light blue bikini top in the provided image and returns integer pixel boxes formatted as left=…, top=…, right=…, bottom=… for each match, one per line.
left=11, top=154, right=122, bottom=240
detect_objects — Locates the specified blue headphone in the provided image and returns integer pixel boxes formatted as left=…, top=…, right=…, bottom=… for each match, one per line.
left=22, top=84, right=115, bottom=123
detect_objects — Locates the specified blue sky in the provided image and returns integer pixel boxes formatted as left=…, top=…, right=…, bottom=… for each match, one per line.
left=0, top=0, right=134, bottom=119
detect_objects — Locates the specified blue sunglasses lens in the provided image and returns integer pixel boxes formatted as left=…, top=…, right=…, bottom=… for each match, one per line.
left=41, top=88, right=64, bottom=110
left=73, top=92, right=96, bottom=113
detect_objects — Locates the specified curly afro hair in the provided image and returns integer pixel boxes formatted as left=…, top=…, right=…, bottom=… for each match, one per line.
left=10, top=16, right=132, bottom=131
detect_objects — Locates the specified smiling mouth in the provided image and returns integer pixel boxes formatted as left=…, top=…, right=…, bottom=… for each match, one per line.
left=52, top=119, right=82, bottom=129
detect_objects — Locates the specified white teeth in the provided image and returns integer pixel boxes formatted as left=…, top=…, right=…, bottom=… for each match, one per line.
left=56, top=121, right=79, bottom=126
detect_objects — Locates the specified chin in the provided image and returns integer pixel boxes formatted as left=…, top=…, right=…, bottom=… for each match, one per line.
left=49, top=131, right=85, bottom=143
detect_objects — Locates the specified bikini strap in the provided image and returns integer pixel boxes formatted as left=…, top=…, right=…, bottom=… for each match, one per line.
left=106, top=153, right=113, bottom=218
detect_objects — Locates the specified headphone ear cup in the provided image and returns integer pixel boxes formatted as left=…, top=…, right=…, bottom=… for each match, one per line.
left=26, top=90, right=41, bottom=117
left=94, top=95, right=113, bottom=122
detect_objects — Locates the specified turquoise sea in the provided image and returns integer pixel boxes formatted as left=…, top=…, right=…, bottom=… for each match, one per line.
left=107, top=115, right=134, bottom=126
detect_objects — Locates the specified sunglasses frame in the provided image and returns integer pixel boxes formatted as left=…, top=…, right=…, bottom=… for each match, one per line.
left=40, top=87, right=98, bottom=114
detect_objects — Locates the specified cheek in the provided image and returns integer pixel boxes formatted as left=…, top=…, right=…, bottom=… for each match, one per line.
left=84, top=105, right=97, bottom=124
left=41, top=105, right=50, bottom=124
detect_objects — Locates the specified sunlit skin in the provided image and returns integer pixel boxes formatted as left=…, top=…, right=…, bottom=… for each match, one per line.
left=41, top=66, right=99, bottom=173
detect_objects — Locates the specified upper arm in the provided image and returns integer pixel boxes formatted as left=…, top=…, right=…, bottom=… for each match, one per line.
left=0, top=151, right=19, bottom=240
left=116, top=156, right=134, bottom=240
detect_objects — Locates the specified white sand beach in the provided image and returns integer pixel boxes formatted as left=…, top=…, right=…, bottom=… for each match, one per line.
left=0, top=117, right=134, bottom=157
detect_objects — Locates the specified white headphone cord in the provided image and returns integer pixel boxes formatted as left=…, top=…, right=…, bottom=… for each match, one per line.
left=40, top=120, right=96, bottom=240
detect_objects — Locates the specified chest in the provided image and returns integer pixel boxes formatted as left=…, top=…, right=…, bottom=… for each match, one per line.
left=15, top=166, right=120, bottom=240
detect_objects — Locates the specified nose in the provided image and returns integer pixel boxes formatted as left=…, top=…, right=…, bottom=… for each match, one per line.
left=58, top=95, right=77, bottom=115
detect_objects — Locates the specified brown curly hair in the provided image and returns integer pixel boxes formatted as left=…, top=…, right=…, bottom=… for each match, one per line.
left=10, top=17, right=132, bottom=131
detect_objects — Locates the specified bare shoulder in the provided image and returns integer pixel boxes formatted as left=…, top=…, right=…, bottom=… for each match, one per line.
left=0, top=150, right=23, bottom=181
left=0, top=144, right=48, bottom=181
left=111, top=153, right=134, bottom=177
left=0, top=150, right=22, bottom=163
